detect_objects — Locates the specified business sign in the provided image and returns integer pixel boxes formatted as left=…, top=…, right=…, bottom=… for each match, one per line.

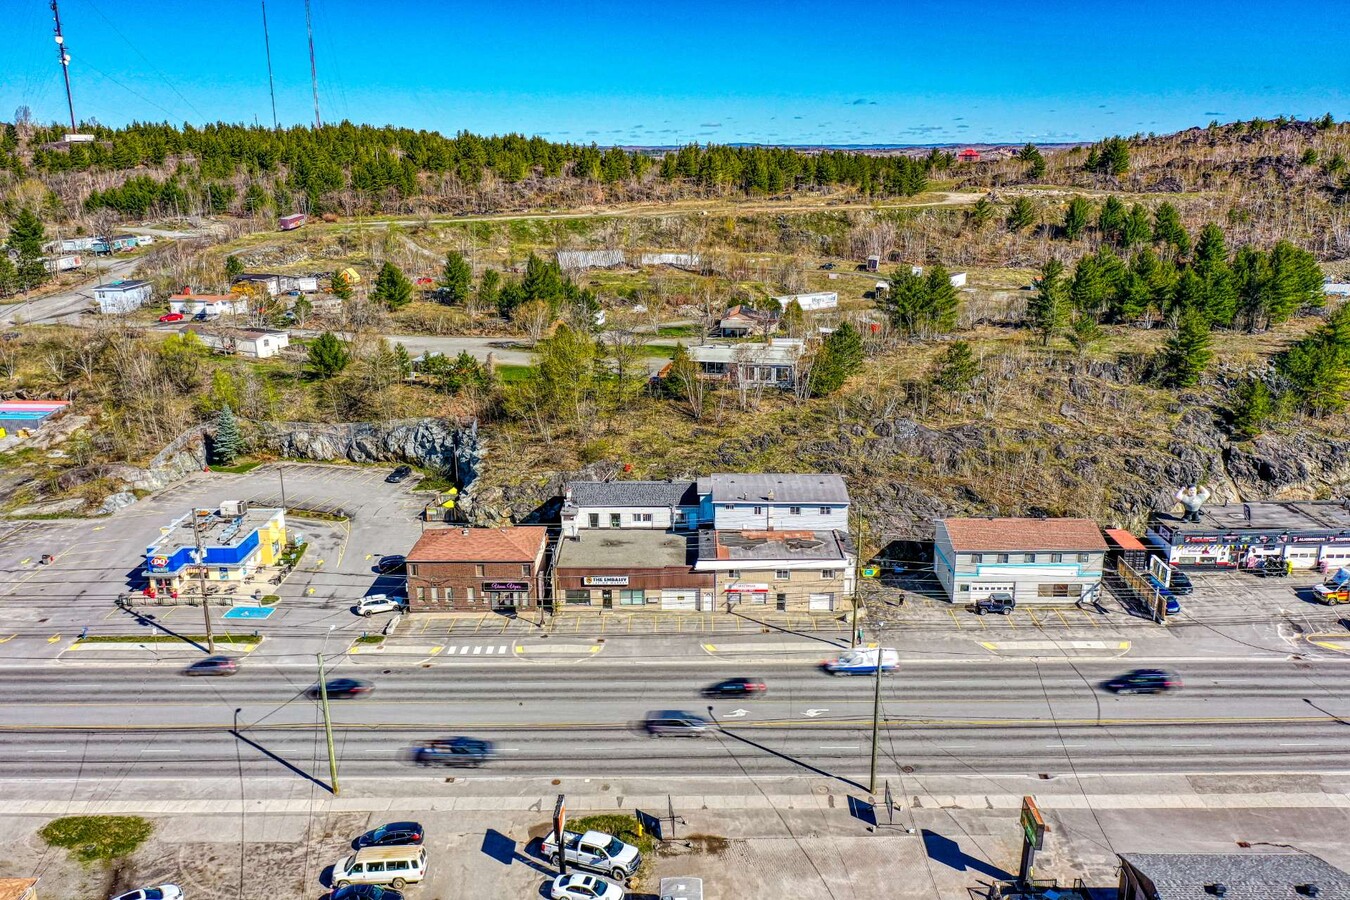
left=725, top=582, right=769, bottom=592
left=861, top=566, right=880, bottom=578
left=584, top=575, right=629, bottom=586
left=150, top=556, right=169, bottom=569
left=1020, top=796, right=1046, bottom=850
left=483, top=581, right=529, bottom=592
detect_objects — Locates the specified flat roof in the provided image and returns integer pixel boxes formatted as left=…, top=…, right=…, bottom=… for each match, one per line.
left=556, top=530, right=697, bottom=569
left=95, top=279, right=150, bottom=291
left=147, top=507, right=282, bottom=557
left=698, top=529, right=853, bottom=563
left=701, top=473, right=850, bottom=504
left=1154, top=500, right=1350, bottom=534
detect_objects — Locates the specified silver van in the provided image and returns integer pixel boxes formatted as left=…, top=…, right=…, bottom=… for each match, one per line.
left=332, top=845, right=427, bottom=889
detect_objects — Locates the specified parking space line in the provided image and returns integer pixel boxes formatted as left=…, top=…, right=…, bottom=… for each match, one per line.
left=1026, top=609, right=1041, bottom=627
left=948, top=609, right=963, bottom=629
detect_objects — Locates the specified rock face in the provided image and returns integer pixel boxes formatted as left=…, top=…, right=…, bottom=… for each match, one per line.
left=97, top=491, right=138, bottom=515
left=252, top=419, right=483, bottom=488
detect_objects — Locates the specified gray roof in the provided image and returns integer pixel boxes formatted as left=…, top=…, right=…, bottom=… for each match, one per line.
left=698, top=529, right=854, bottom=563
left=95, top=279, right=150, bottom=292
left=566, top=480, right=698, bottom=509
left=1119, top=851, right=1350, bottom=899
left=1156, top=500, right=1350, bottom=535
left=556, top=530, right=698, bottom=569
left=700, top=473, right=850, bottom=505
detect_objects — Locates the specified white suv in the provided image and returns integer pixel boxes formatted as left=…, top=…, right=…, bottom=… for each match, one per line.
left=355, top=594, right=408, bottom=616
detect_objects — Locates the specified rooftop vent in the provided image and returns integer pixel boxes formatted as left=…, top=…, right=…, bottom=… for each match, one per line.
left=1297, top=885, right=1320, bottom=897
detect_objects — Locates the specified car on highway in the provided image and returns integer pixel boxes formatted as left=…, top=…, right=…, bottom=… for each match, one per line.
left=330, top=885, right=404, bottom=900
left=111, top=887, right=184, bottom=900
left=375, top=554, right=406, bottom=574
left=357, top=821, right=424, bottom=847
left=549, top=873, right=625, bottom=900
left=643, top=710, right=709, bottom=736
left=355, top=594, right=408, bottom=616
left=1106, top=668, right=1181, bottom=694
left=823, top=647, right=898, bottom=675
left=157, top=312, right=185, bottom=323
left=385, top=465, right=413, bottom=483
left=309, top=677, right=374, bottom=700
left=411, top=736, right=494, bottom=767
left=701, top=677, right=766, bottom=698
left=183, top=655, right=238, bottom=676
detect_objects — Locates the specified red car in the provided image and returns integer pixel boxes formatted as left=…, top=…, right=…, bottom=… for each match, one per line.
left=159, top=312, right=185, bottom=323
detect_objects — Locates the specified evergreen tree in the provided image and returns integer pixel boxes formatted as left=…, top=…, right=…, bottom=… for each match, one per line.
left=1152, top=203, right=1190, bottom=257
left=1086, top=136, right=1130, bottom=176
left=1016, top=143, right=1045, bottom=180
left=307, top=331, right=351, bottom=378
left=931, top=341, right=980, bottom=393
left=1097, top=196, right=1127, bottom=243
left=966, top=197, right=995, bottom=229
left=331, top=271, right=353, bottom=301
left=809, top=321, right=864, bottom=396
left=0, top=255, right=16, bottom=298
left=477, top=268, right=501, bottom=310
left=437, top=250, right=473, bottom=304
left=1067, top=312, right=1104, bottom=358
left=1028, top=258, right=1069, bottom=345
left=1006, top=196, right=1036, bottom=232
left=1277, top=306, right=1350, bottom=416
left=1230, top=377, right=1275, bottom=438
left=1061, top=196, right=1093, bottom=241
left=1122, top=203, right=1152, bottom=247
left=1160, top=306, right=1213, bottom=388
left=393, top=342, right=413, bottom=380
left=8, top=208, right=47, bottom=291
left=884, top=268, right=929, bottom=335
left=224, top=255, right=245, bottom=281
left=1192, top=223, right=1237, bottom=326
left=924, top=264, right=961, bottom=334
left=211, top=404, right=246, bottom=465
left=372, top=261, right=413, bottom=309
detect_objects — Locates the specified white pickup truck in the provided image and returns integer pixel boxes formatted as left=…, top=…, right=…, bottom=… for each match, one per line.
left=540, top=829, right=641, bottom=881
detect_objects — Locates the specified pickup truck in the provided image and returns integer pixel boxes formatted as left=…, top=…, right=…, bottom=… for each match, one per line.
left=540, top=830, right=641, bottom=881
left=1313, top=583, right=1350, bottom=605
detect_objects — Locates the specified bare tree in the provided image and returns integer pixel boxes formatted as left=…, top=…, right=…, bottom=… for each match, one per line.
left=602, top=309, right=647, bottom=411
left=514, top=299, right=553, bottom=346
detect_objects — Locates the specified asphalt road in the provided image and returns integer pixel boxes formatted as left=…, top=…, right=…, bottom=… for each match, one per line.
left=4, top=659, right=1349, bottom=784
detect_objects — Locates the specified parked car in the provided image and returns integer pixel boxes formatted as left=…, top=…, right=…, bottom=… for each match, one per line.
left=331, top=845, right=426, bottom=889
left=375, top=554, right=406, bottom=574
left=550, top=873, right=625, bottom=900
left=1167, top=567, right=1194, bottom=595
left=701, top=677, right=766, bottom=698
left=1165, top=594, right=1181, bottom=615
left=330, top=886, right=403, bottom=900
left=541, top=829, right=641, bottom=881
left=111, top=887, right=184, bottom=900
left=972, top=593, right=1015, bottom=615
left=158, top=312, right=185, bottom=323
left=819, top=262, right=836, bottom=270
left=385, top=465, right=413, bottom=483
left=183, top=655, right=238, bottom=676
left=309, top=677, right=373, bottom=700
left=411, top=736, right=494, bottom=767
left=643, top=710, right=709, bottom=737
left=1107, top=668, right=1181, bottom=694
left=355, top=594, right=408, bottom=617
left=357, top=821, right=424, bottom=848
left=192, top=310, right=210, bottom=320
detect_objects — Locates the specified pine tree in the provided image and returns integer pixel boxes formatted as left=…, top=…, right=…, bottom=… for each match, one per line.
left=0, top=255, right=16, bottom=298
left=1016, top=143, right=1045, bottom=180
left=331, top=271, right=353, bottom=301
left=224, top=255, right=244, bottom=281
left=1006, top=196, right=1036, bottom=232
left=1231, top=377, right=1275, bottom=438
left=924, top=264, right=961, bottom=333
left=1062, top=196, right=1093, bottom=241
left=477, top=268, right=501, bottom=310
left=1152, top=203, right=1190, bottom=257
left=372, top=261, right=413, bottom=309
left=1067, top=312, right=1104, bottom=358
left=1193, top=223, right=1237, bottom=326
left=809, top=322, right=864, bottom=396
left=966, top=197, right=995, bottom=230
left=8, top=208, right=47, bottom=291
left=1160, top=307, right=1213, bottom=388
left=931, top=341, right=980, bottom=393
left=307, top=331, right=351, bottom=378
left=1028, top=259, right=1069, bottom=345
left=884, top=268, right=929, bottom=335
left=1277, top=306, right=1350, bottom=416
left=211, top=404, right=246, bottom=465
left=393, top=342, right=413, bottom=380
left=779, top=298, right=806, bottom=336
left=438, top=251, right=473, bottom=304
left=1122, top=203, right=1152, bottom=247
left=1097, top=196, right=1126, bottom=243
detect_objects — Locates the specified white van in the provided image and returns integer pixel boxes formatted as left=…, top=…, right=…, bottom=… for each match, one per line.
left=332, top=845, right=427, bottom=889
left=824, top=647, right=899, bottom=675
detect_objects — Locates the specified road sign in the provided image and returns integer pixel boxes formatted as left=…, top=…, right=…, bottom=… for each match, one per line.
left=1020, top=796, right=1046, bottom=851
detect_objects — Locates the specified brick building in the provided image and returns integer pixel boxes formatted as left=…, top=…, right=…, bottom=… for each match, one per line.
left=406, top=526, right=548, bottom=612
left=554, top=530, right=713, bottom=611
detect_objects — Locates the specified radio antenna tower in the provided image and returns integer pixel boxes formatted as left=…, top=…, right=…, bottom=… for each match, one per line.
left=304, top=0, right=322, bottom=129
left=260, top=0, right=279, bottom=129
left=51, top=0, right=76, bottom=131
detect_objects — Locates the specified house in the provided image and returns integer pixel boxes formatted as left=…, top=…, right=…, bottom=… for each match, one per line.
left=180, top=325, right=290, bottom=359
left=1117, top=851, right=1350, bottom=900
left=1323, top=278, right=1350, bottom=297
left=143, top=504, right=287, bottom=599
left=561, top=480, right=701, bottom=538
left=554, top=530, right=713, bottom=610
left=717, top=305, right=780, bottom=337
left=57, top=236, right=104, bottom=253
left=772, top=291, right=837, bottom=311
left=1146, top=500, right=1350, bottom=572
left=235, top=273, right=319, bottom=296
left=687, top=339, right=803, bottom=387
left=42, top=254, right=82, bottom=273
left=958, top=148, right=980, bottom=162
left=405, top=526, right=549, bottom=611
left=933, top=517, right=1107, bottom=606
left=910, top=266, right=967, bottom=288
left=0, top=877, right=39, bottom=900
left=93, top=279, right=153, bottom=314
left=232, top=274, right=282, bottom=297
left=169, top=289, right=249, bottom=318
left=695, top=528, right=856, bottom=612
left=699, top=473, right=850, bottom=532
left=108, top=234, right=140, bottom=252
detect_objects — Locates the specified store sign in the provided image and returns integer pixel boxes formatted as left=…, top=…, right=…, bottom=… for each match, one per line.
left=584, top=575, right=629, bottom=586
left=726, top=582, right=769, bottom=592
left=150, top=556, right=169, bottom=569
left=483, top=581, right=528, bottom=592
left=1185, top=536, right=1220, bottom=544
left=1020, top=796, right=1046, bottom=850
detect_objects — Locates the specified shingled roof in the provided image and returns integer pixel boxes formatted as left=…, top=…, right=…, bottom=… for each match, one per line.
left=1119, top=851, right=1350, bottom=899
left=407, top=526, right=548, bottom=562
left=566, top=480, right=698, bottom=509
left=941, top=517, right=1106, bottom=553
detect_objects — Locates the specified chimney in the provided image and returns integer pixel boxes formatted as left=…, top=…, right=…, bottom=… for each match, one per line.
left=461, top=528, right=469, bottom=536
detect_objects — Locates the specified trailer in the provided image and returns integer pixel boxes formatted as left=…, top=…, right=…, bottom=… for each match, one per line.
left=279, top=213, right=307, bottom=231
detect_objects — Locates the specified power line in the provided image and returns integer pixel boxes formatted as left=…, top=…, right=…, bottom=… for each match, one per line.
left=50, top=0, right=76, bottom=131
left=73, top=0, right=208, bottom=123
left=259, top=0, right=278, bottom=130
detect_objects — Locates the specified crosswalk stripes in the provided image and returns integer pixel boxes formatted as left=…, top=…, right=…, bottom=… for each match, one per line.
left=451, top=644, right=510, bottom=656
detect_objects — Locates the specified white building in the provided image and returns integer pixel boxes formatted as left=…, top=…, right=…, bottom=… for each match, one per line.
left=934, top=517, right=1107, bottom=606
left=560, top=480, right=701, bottom=538
left=43, top=254, right=83, bottom=273
left=169, top=292, right=249, bottom=317
left=698, top=473, right=850, bottom=532
left=180, top=325, right=290, bottom=359
left=687, top=339, right=803, bottom=387
left=773, top=291, right=837, bottom=311
left=93, top=279, right=153, bottom=314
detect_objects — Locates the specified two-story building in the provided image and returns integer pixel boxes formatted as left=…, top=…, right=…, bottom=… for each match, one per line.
left=143, top=503, right=287, bottom=599
left=933, top=517, right=1107, bottom=606
left=560, top=480, right=700, bottom=538
left=406, top=526, right=549, bottom=612
left=699, top=473, right=850, bottom=532
left=695, top=528, right=856, bottom=611
left=554, top=530, right=713, bottom=610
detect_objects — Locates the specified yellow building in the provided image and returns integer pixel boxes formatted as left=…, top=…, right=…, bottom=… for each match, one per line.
left=143, top=503, right=287, bottom=597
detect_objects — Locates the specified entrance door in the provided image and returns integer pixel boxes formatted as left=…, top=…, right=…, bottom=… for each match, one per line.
left=661, top=589, right=697, bottom=610
left=808, top=593, right=834, bottom=611
left=601, top=590, right=613, bottom=609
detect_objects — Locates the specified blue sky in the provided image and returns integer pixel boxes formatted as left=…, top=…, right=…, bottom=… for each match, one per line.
left=5, top=0, right=1348, bottom=146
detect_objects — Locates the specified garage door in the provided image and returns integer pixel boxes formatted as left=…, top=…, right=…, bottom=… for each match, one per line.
left=808, top=593, right=834, bottom=611
left=661, top=589, right=697, bottom=610
left=969, top=583, right=1015, bottom=597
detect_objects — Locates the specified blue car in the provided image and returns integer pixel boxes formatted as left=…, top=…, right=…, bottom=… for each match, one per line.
left=1144, top=575, right=1182, bottom=616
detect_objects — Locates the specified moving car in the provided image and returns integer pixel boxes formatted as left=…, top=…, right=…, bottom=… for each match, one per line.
left=701, top=677, right=766, bottom=698
left=355, top=594, right=408, bottom=616
left=385, top=465, right=413, bottom=483
left=550, top=873, right=625, bottom=900
left=111, top=888, right=184, bottom=900
left=357, top=821, right=424, bottom=848
left=157, top=312, right=184, bottom=323
left=541, top=829, right=642, bottom=881
left=331, top=845, right=426, bottom=890
left=310, top=677, right=374, bottom=700
left=972, top=593, right=1015, bottom=615
left=1107, top=668, right=1181, bottom=694
left=375, top=554, right=406, bottom=574
left=823, top=648, right=899, bottom=675
left=330, top=886, right=403, bottom=900
left=411, top=736, right=494, bottom=767
left=643, top=710, right=709, bottom=736
left=183, top=655, right=238, bottom=676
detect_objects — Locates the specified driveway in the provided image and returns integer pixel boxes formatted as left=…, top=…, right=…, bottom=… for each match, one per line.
left=0, top=256, right=139, bottom=326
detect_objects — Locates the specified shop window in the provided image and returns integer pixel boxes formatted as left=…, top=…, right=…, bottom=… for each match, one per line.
left=619, top=590, right=645, bottom=605
left=775, top=569, right=790, bottom=580
left=1050, top=553, right=1063, bottom=563
left=565, top=590, right=591, bottom=604
left=971, top=553, right=983, bottom=564
left=1036, top=584, right=1084, bottom=598
left=588, top=514, right=599, bottom=528
left=1023, top=553, right=1036, bottom=563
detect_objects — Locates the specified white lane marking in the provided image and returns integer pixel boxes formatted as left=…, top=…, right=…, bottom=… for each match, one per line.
left=1280, top=742, right=1323, bottom=747
left=819, top=745, right=859, bottom=750
left=26, top=750, right=67, bottom=754
left=472, top=646, right=482, bottom=655
left=1175, top=743, right=1214, bottom=747
left=722, top=709, right=749, bottom=719
left=484, top=646, right=495, bottom=655
left=803, top=708, right=829, bottom=718
left=142, top=749, right=180, bottom=753
left=459, top=646, right=469, bottom=655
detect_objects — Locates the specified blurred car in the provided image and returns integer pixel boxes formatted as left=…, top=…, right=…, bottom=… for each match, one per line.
left=1165, top=594, right=1181, bottom=615
left=1167, top=567, right=1194, bottom=595
left=550, top=873, right=625, bottom=900
left=412, top=736, right=494, bottom=767
left=355, top=594, right=408, bottom=616
left=643, top=710, right=709, bottom=737
left=309, top=677, right=373, bottom=700
left=375, top=554, right=406, bottom=574
left=1107, top=668, right=1181, bottom=694
left=111, top=887, right=184, bottom=900
left=356, top=821, right=423, bottom=847
left=330, top=887, right=404, bottom=900
left=701, top=677, right=766, bottom=698
left=158, top=312, right=185, bottom=323
left=385, top=465, right=413, bottom=483
left=183, top=655, right=238, bottom=676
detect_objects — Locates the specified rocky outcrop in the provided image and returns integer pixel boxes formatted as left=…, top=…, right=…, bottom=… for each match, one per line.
left=251, top=418, right=483, bottom=488
left=1225, top=432, right=1350, bottom=498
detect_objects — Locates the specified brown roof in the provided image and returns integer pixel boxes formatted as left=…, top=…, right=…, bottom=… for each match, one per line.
left=942, top=517, right=1106, bottom=552
left=0, top=879, right=38, bottom=900
left=407, top=526, right=548, bottom=563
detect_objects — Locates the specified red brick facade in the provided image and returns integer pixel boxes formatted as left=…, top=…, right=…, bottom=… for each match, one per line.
left=406, top=526, right=547, bottom=612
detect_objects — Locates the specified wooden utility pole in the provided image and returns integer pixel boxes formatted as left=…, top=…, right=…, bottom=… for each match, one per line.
left=190, top=510, right=216, bottom=653
left=317, top=653, right=340, bottom=795
left=868, top=639, right=884, bottom=795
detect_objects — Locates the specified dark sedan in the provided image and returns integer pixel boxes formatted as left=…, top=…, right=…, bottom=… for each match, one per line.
left=1167, top=567, right=1194, bottom=595
left=183, top=656, right=239, bottom=676
left=702, top=677, right=767, bottom=698
left=308, top=678, right=374, bottom=700
left=356, top=821, right=423, bottom=848
left=375, top=554, right=406, bottom=574
left=385, top=465, right=413, bottom=483
left=1106, top=668, right=1181, bottom=695
left=412, top=737, right=494, bottom=767
left=331, top=888, right=403, bottom=900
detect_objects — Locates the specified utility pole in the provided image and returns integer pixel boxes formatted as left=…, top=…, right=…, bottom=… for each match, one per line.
left=278, top=466, right=288, bottom=515
left=259, top=0, right=279, bottom=130
left=191, top=509, right=216, bottom=653
left=51, top=0, right=76, bottom=132
left=303, top=0, right=322, bottom=129
left=317, top=653, right=341, bottom=795
left=868, top=632, right=884, bottom=795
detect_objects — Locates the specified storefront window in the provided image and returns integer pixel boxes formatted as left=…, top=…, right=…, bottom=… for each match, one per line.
left=619, top=590, right=644, bottom=605
left=565, top=590, right=591, bottom=604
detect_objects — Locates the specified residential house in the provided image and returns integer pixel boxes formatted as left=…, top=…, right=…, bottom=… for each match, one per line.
left=687, top=339, right=803, bottom=387
left=405, top=526, right=549, bottom=611
left=958, top=148, right=980, bottom=162
left=695, top=528, right=856, bottom=611
left=169, top=289, right=249, bottom=318
left=143, top=504, right=287, bottom=599
left=234, top=273, right=319, bottom=296
left=179, top=324, right=290, bottom=358
left=42, top=254, right=82, bottom=273
left=1117, top=851, right=1350, bottom=900
left=772, top=291, right=837, bottom=311
left=108, top=234, right=139, bottom=252
left=717, top=304, right=780, bottom=338
left=93, top=279, right=153, bottom=314
left=57, top=236, right=104, bottom=253
left=561, top=480, right=701, bottom=538
left=933, top=517, right=1107, bottom=606
left=555, top=530, right=713, bottom=610
left=698, top=473, right=850, bottom=532
left=232, top=274, right=282, bottom=297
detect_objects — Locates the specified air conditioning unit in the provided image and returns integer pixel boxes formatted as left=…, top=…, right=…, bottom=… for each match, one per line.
left=219, top=500, right=249, bottom=517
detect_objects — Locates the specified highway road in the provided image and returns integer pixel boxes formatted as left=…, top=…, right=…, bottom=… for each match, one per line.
left=3, top=659, right=1349, bottom=785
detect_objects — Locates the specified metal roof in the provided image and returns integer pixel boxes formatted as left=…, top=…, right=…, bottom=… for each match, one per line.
left=566, top=480, right=698, bottom=509
left=701, top=473, right=850, bottom=504
left=1119, top=851, right=1350, bottom=899
left=698, top=529, right=854, bottom=563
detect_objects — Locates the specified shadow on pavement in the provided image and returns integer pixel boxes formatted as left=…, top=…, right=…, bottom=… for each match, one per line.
left=712, top=720, right=866, bottom=792
left=230, top=728, right=334, bottom=794
left=115, top=604, right=209, bottom=654
left=921, top=829, right=1012, bottom=881
left=729, top=610, right=849, bottom=648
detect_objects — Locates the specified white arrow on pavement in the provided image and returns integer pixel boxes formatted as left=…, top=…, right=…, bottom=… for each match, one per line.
left=722, top=709, right=748, bottom=719
left=804, top=708, right=829, bottom=718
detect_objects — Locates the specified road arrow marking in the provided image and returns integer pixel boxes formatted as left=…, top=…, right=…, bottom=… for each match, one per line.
left=722, top=709, right=748, bottom=719
left=47, top=634, right=61, bottom=643
left=804, top=708, right=829, bottom=718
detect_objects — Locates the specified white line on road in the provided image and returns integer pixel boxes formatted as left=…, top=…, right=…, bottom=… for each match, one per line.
left=25, top=750, right=67, bottom=754
left=819, top=745, right=859, bottom=750
left=141, top=749, right=180, bottom=753
left=1279, top=742, right=1323, bottom=747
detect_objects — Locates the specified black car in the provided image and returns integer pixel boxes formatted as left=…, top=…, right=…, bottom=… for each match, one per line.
left=412, top=736, right=494, bottom=767
left=1107, top=668, right=1181, bottom=694
left=184, top=655, right=239, bottom=676
left=331, top=884, right=404, bottom=900
left=643, top=710, right=710, bottom=736
left=385, top=465, right=413, bottom=483
left=375, top=554, right=407, bottom=574
left=702, top=677, right=767, bottom=698
left=308, top=677, right=373, bottom=700
left=356, top=821, right=424, bottom=848
left=1167, top=567, right=1194, bottom=595
left=819, top=262, right=836, bottom=270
